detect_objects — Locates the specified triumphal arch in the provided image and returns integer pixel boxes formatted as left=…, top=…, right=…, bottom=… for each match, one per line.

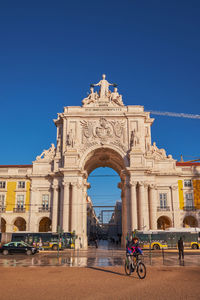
left=29, top=74, right=179, bottom=248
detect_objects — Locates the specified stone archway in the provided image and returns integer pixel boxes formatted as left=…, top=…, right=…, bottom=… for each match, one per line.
left=82, top=147, right=128, bottom=246
left=13, top=217, right=26, bottom=231
left=157, top=216, right=172, bottom=230
left=39, top=217, right=51, bottom=232
left=47, top=75, right=177, bottom=250
left=1, top=218, right=6, bottom=233
left=183, top=216, right=198, bottom=228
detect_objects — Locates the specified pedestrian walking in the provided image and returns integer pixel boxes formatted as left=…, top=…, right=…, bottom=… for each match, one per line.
left=178, top=237, right=184, bottom=265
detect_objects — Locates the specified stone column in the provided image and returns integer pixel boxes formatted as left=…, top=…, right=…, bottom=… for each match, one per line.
left=121, top=182, right=127, bottom=247
left=126, top=183, right=131, bottom=234
left=29, top=187, right=39, bottom=232
left=62, top=181, right=70, bottom=232
left=52, top=184, right=59, bottom=232
left=138, top=182, right=145, bottom=230
left=143, top=183, right=150, bottom=230
left=82, top=182, right=89, bottom=249
left=71, top=183, right=78, bottom=233
left=76, top=182, right=83, bottom=236
left=130, top=181, right=138, bottom=231
left=171, top=185, right=180, bottom=228
left=149, top=184, right=157, bottom=230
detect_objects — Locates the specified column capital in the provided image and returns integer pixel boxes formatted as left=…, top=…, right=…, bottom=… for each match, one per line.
left=138, top=181, right=144, bottom=187
left=71, top=182, right=82, bottom=189
left=130, top=180, right=137, bottom=187
left=62, top=180, right=70, bottom=187
left=149, top=183, right=157, bottom=190
left=52, top=184, right=59, bottom=190
left=171, top=185, right=178, bottom=191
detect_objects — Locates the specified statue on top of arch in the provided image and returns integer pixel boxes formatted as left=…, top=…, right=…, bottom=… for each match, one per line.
left=36, top=143, right=56, bottom=162
left=82, top=74, right=124, bottom=107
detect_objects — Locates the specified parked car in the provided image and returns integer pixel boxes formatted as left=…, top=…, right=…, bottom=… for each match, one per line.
left=0, top=241, right=38, bottom=255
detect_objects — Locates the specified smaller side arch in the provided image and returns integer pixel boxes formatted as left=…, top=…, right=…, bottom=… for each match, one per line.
left=157, top=216, right=172, bottom=230
left=1, top=217, right=6, bottom=233
left=39, top=217, right=51, bottom=232
left=13, top=217, right=26, bottom=231
left=183, top=216, right=198, bottom=228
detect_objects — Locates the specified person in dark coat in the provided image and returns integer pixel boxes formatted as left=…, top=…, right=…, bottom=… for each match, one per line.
left=178, top=237, right=184, bottom=263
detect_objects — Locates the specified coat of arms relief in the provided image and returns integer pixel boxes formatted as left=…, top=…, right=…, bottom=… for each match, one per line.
left=80, top=117, right=127, bottom=152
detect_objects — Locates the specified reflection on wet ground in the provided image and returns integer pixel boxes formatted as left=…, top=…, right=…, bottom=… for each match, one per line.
left=0, top=255, right=124, bottom=268
left=0, top=240, right=200, bottom=267
left=1, top=251, right=200, bottom=268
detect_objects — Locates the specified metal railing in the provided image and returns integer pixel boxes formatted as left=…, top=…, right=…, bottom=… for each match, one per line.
left=13, top=207, right=26, bottom=213
left=38, top=207, right=51, bottom=212
left=157, top=206, right=170, bottom=211
left=183, top=206, right=196, bottom=211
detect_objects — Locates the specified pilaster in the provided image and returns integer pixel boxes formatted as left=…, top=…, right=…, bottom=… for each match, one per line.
left=149, top=184, right=157, bottom=230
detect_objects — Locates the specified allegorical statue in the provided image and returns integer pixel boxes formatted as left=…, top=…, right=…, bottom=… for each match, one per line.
left=91, top=74, right=117, bottom=98
left=110, top=88, right=124, bottom=106
left=36, top=143, right=55, bottom=161
left=82, top=87, right=98, bottom=106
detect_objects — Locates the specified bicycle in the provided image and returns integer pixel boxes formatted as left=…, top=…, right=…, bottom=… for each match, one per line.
left=125, top=253, right=146, bottom=279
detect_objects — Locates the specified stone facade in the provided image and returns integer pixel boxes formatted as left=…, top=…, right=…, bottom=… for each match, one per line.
left=0, top=75, right=200, bottom=249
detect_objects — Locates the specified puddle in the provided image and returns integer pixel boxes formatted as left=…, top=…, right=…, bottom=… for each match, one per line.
left=0, top=255, right=124, bottom=268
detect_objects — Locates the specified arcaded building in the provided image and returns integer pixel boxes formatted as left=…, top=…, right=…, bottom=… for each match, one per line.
left=0, top=75, right=200, bottom=249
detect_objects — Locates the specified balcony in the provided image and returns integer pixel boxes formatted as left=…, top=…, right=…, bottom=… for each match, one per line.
left=183, top=206, right=196, bottom=211
left=38, top=206, right=51, bottom=212
left=157, top=206, right=170, bottom=211
left=13, top=207, right=26, bottom=213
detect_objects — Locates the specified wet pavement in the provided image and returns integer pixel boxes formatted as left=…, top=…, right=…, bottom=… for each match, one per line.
left=0, top=240, right=200, bottom=268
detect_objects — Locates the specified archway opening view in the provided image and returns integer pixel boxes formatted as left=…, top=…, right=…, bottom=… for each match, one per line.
left=87, top=167, right=122, bottom=248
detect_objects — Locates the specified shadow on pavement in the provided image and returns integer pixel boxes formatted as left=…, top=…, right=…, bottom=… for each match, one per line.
left=87, top=266, right=133, bottom=278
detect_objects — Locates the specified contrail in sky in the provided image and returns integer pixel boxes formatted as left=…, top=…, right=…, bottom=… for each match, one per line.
left=149, top=110, right=200, bottom=119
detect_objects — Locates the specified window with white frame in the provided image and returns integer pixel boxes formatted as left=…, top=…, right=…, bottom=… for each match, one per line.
left=17, top=194, right=25, bottom=208
left=184, top=180, right=192, bottom=187
left=159, top=193, right=167, bottom=208
left=0, top=194, right=5, bottom=209
left=42, top=194, right=49, bottom=209
left=18, top=181, right=25, bottom=189
left=0, top=181, right=6, bottom=189
left=185, top=193, right=193, bottom=207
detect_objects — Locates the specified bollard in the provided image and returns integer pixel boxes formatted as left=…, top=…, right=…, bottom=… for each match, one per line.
left=149, top=234, right=152, bottom=265
left=162, top=247, right=164, bottom=265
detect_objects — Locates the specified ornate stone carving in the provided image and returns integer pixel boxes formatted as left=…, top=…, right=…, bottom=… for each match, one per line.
left=171, top=185, right=178, bottom=191
left=36, top=144, right=55, bottom=162
left=110, top=88, right=124, bottom=107
left=81, top=74, right=124, bottom=107
left=82, top=87, right=98, bottom=106
left=66, top=130, right=75, bottom=148
left=95, top=117, right=113, bottom=139
left=145, top=142, right=171, bottom=160
left=112, top=120, right=125, bottom=137
left=80, top=118, right=126, bottom=152
left=130, top=129, right=139, bottom=148
left=62, top=180, right=70, bottom=187
left=149, top=183, right=157, bottom=189
left=130, top=180, right=137, bottom=187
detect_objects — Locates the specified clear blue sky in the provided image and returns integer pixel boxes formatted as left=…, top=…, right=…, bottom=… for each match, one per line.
left=0, top=1, right=200, bottom=206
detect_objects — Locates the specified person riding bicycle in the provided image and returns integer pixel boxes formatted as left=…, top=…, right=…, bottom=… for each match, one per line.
left=125, top=236, right=146, bottom=278
left=126, top=236, right=143, bottom=256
